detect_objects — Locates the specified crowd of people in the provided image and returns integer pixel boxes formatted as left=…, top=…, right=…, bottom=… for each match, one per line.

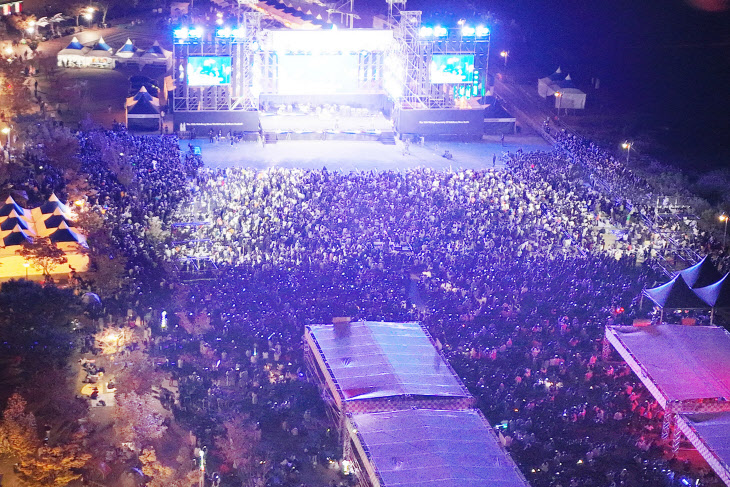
left=54, top=123, right=724, bottom=486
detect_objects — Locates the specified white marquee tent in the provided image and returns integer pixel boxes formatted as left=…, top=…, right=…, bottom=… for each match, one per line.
left=56, top=37, right=89, bottom=68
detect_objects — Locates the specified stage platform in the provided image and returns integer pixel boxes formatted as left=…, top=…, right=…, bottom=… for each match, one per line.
left=260, top=111, right=393, bottom=142
left=180, top=136, right=549, bottom=172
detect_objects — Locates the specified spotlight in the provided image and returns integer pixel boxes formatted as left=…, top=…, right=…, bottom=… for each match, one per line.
left=419, top=26, right=433, bottom=37
left=434, top=26, right=448, bottom=37
left=476, top=25, right=490, bottom=37
left=461, top=25, right=475, bottom=36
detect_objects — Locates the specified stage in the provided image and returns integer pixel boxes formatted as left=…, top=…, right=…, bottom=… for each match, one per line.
left=180, top=136, right=549, bottom=172
left=259, top=111, right=393, bottom=134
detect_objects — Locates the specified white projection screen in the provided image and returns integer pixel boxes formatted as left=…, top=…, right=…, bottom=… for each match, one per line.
left=277, top=53, right=360, bottom=95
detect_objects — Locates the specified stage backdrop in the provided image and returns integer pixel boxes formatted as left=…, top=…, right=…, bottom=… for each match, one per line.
left=396, top=108, right=484, bottom=140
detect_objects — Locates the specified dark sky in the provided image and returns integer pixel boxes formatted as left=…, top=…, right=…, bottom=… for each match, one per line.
left=363, top=0, right=730, bottom=168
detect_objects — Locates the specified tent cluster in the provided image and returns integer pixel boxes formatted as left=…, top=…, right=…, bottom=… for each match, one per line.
left=126, top=86, right=161, bottom=131
left=538, top=67, right=586, bottom=110
left=57, top=37, right=172, bottom=71
left=644, top=257, right=730, bottom=323
left=0, top=195, right=89, bottom=278
left=258, top=0, right=333, bottom=28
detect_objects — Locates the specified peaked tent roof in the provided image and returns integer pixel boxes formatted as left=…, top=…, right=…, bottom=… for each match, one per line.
left=44, top=214, right=75, bottom=229
left=695, top=273, right=730, bottom=308
left=128, top=97, right=160, bottom=115
left=63, top=36, right=84, bottom=51
left=92, top=36, right=113, bottom=51
left=140, top=41, right=170, bottom=59
left=3, top=229, right=31, bottom=247
left=1, top=217, right=30, bottom=231
left=115, top=38, right=139, bottom=58
left=678, top=256, right=723, bottom=289
left=49, top=221, right=84, bottom=244
left=0, top=201, right=26, bottom=217
left=545, top=67, right=564, bottom=81
left=39, top=199, right=70, bottom=215
left=643, top=274, right=710, bottom=309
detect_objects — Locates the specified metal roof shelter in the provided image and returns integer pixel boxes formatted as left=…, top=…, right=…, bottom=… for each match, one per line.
left=347, top=408, right=530, bottom=487
left=675, top=412, right=730, bottom=486
left=605, top=324, right=730, bottom=483
left=305, top=321, right=474, bottom=415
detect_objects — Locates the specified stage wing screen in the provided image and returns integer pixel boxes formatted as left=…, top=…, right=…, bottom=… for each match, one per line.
left=277, top=53, right=359, bottom=95
left=430, top=54, right=475, bottom=84
left=187, top=56, right=232, bottom=86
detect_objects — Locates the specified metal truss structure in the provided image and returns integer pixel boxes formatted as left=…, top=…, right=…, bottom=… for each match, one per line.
left=173, top=12, right=262, bottom=112
left=388, top=10, right=491, bottom=110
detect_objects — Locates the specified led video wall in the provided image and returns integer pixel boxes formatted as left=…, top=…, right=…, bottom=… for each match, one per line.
left=187, top=56, right=232, bottom=86
left=430, top=54, right=475, bottom=84
left=276, top=53, right=360, bottom=95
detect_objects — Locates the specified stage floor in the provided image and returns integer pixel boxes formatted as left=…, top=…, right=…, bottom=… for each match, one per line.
left=181, top=136, right=549, bottom=172
left=259, top=112, right=393, bottom=133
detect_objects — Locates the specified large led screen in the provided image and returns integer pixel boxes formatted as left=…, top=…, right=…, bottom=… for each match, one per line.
left=430, top=55, right=475, bottom=84
left=187, top=56, right=232, bottom=86
left=277, top=53, right=359, bottom=95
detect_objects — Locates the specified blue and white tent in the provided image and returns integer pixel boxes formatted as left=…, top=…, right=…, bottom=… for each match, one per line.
left=115, top=38, right=139, bottom=60
left=139, top=41, right=172, bottom=70
left=57, top=36, right=90, bottom=67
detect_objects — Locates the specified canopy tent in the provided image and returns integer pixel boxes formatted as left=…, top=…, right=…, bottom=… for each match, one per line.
left=1, top=214, right=31, bottom=231
left=695, top=273, right=730, bottom=308
left=305, top=321, right=473, bottom=413
left=348, top=409, right=530, bottom=487
left=553, top=75, right=586, bottom=110
left=675, top=412, right=730, bottom=486
left=57, top=36, right=89, bottom=68
left=115, top=38, right=139, bottom=60
left=44, top=210, right=75, bottom=230
left=0, top=196, right=26, bottom=217
left=49, top=221, right=86, bottom=245
left=126, top=86, right=159, bottom=107
left=85, top=36, right=116, bottom=69
left=606, top=324, right=730, bottom=405
left=678, top=256, right=722, bottom=289
left=643, top=274, right=709, bottom=310
left=126, top=96, right=161, bottom=131
left=538, top=67, right=563, bottom=98
left=138, top=41, right=173, bottom=70
left=2, top=229, right=31, bottom=247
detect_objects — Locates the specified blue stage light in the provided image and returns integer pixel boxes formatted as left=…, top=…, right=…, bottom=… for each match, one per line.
left=217, top=27, right=232, bottom=38
left=434, top=26, right=448, bottom=37
left=461, top=25, right=475, bottom=36
left=419, top=26, right=433, bottom=37
left=476, top=25, right=489, bottom=37
left=189, top=27, right=204, bottom=38
left=174, top=27, right=189, bottom=39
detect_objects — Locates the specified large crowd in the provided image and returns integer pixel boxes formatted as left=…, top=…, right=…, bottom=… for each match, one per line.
left=58, top=123, right=723, bottom=486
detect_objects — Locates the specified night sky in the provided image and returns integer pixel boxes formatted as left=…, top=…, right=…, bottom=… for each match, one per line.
left=364, top=0, right=730, bottom=169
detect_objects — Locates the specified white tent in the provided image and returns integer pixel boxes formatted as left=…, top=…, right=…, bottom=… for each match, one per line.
left=553, top=75, right=586, bottom=110
left=125, top=86, right=160, bottom=107
left=115, top=38, right=139, bottom=60
left=139, top=41, right=172, bottom=70
left=84, top=36, right=116, bottom=69
left=57, top=37, right=89, bottom=68
left=538, top=66, right=563, bottom=98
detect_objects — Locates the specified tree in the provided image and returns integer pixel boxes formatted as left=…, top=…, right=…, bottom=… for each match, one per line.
left=0, top=393, right=38, bottom=459
left=15, top=432, right=91, bottom=487
left=146, top=216, right=169, bottom=244
left=114, top=349, right=165, bottom=396
left=90, top=251, right=128, bottom=297
left=0, top=394, right=90, bottom=487
left=139, top=446, right=174, bottom=487
left=113, top=392, right=167, bottom=450
left=0, top=280, right=79, bottom=375
left=16, top=237, right=68, bottom=277
left=215, top=414, right=261, bottom=480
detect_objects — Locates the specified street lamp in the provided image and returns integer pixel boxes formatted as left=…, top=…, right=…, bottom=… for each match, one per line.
left=554, top=91, right=562, bottom=117
left=621, top=141, right=632, bottom=163
left=500, top=50, right=509, bottom=67
left=1, top=127, right=10, bottom=147
left=720, top=214, right=728, bottom=249
left=84, top=7, right=95, bottom=26
left=23, top=261, right=29, bottom=278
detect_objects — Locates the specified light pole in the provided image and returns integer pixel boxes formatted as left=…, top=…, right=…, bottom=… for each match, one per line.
left=23, top=262, right=29, bottom=278
left=84, top=7, right=95, bottom=27
left=500, top=50, right=509, bottom=67
left=720, top=214, right=728, bottom=249
left=1, top=127, right=10, bottom=148
left=554, top=91, right=562, bottom=117
left=621, top=141, right=632, bottom=163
